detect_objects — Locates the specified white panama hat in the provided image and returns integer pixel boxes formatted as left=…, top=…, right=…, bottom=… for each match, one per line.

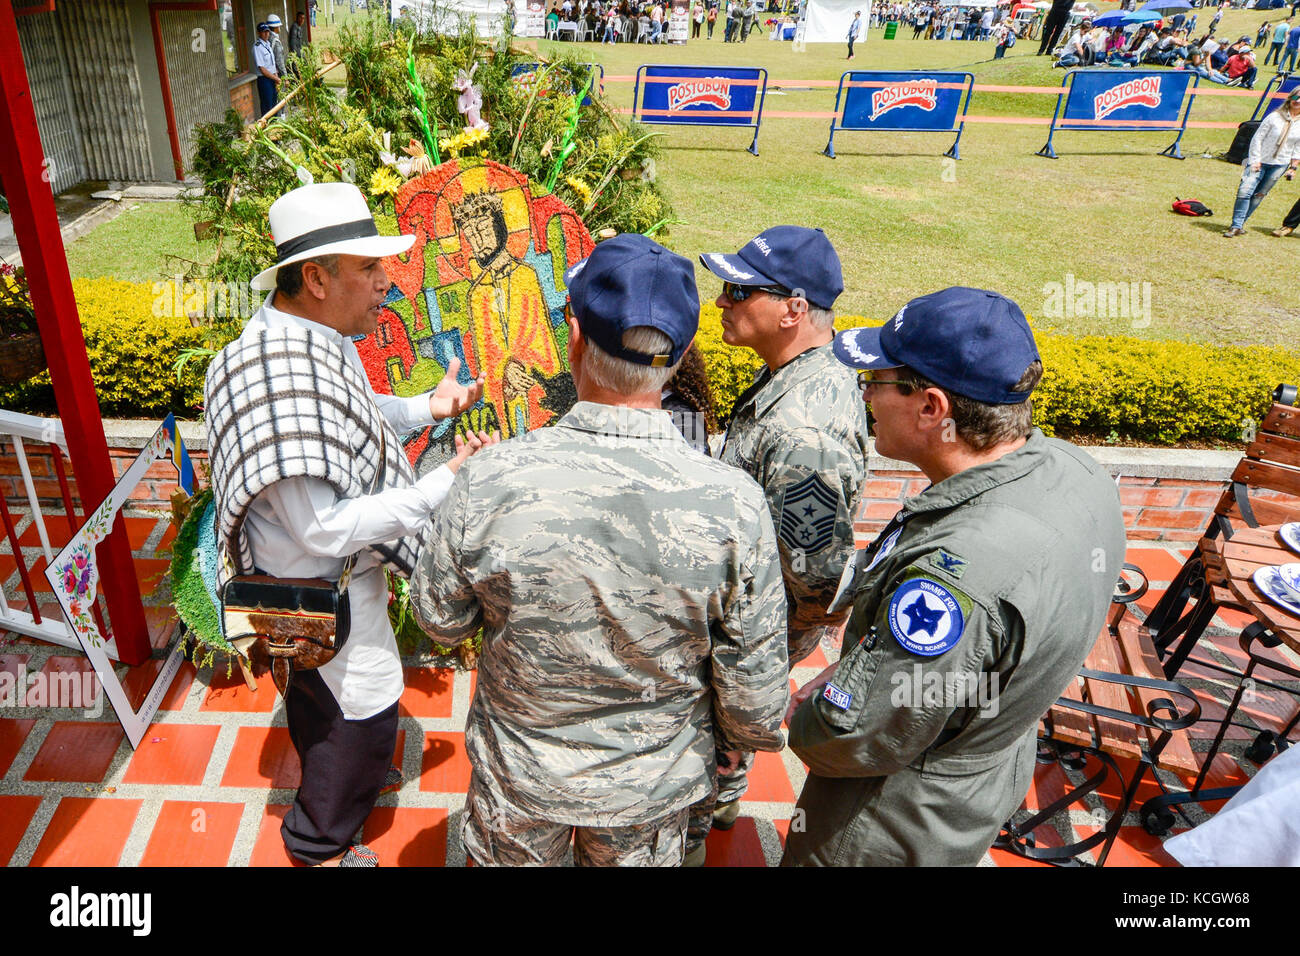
left=250, top=181, right=416, bottom=292
left=266, top=12, right=282, bottom=25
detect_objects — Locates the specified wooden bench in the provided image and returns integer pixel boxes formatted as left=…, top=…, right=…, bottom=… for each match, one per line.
left=997, top=567, right=1203, bottom=866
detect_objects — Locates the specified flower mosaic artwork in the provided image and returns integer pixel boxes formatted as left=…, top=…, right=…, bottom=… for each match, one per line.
left=357, top=158, right=595, bottom=475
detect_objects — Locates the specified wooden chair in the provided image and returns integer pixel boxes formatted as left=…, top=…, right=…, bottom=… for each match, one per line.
left=1146, top=393, right=1300, bottom=679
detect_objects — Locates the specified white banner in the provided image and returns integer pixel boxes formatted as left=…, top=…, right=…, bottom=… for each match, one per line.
left=514, top=0, right=544, bottom=36
left=668, top=0, right=690, bottom=41
left=801, top=0, right=865, bottom=44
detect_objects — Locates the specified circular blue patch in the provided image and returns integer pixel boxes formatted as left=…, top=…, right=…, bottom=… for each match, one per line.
left=888, top=578, right=966, bottom=657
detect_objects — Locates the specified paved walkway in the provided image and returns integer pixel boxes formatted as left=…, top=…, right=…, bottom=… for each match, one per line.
left=2, top=510, right=1298, bottom=866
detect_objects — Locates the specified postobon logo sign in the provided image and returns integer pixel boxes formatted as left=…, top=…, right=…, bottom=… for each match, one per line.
left=1093, top=76, right=1162, bottom=119
left=667, top=77, right=732, bottom=111
left=869, top=79, right=938, bottom=121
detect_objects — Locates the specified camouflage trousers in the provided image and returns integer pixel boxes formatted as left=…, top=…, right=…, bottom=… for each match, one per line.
left=685, top=624, right=839, bottom=854
left=463, top=773, right=689, bottom=867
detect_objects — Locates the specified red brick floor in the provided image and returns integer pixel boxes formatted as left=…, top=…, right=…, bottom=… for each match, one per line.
left=1, top=516, right=1297, bottom=867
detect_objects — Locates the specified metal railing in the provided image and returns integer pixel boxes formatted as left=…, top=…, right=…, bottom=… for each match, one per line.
left=0, top=408, right=117, bottom=660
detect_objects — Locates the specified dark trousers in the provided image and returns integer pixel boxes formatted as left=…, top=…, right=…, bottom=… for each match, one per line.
left=256, top=76, right=278, bottom=116
left=1282, top=195, right=1300, bottom=230
left=1038, top=7, right=1068, bottom=54
left=280, top=669, right=398, bottom=865
left=1266, top=40, right=1284, bottom=65
left=847, top=35, right=855, bottom=56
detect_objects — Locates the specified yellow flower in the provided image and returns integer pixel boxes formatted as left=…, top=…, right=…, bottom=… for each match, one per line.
left=369, top=167, right=403, bottom=197
left=565, top=176, right=592, bottom=206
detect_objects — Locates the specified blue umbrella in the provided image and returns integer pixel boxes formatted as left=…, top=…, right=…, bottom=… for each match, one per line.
left=1140, top=0, right=1192, bottom=10
left=1094, top=8, right=1159, bottom=27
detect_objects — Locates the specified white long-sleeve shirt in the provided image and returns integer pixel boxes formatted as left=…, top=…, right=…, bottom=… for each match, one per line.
left=240, top=297, right=454, bottom=718
left=1248, top=107, right=1300, bottom=168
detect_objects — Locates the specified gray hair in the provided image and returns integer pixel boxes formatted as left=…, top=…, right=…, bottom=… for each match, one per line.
left=581, top=326, right=682, bottom=395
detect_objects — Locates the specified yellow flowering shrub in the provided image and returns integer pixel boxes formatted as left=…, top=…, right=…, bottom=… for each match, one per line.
left=695, top=307, right=1298, bottom=446
left=0, top=278, right=238, bottom=417
left=2, top=285, right=1293, bottom=446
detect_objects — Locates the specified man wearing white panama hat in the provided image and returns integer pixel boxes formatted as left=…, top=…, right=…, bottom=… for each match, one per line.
left=205, top=182, right=494, bottom=866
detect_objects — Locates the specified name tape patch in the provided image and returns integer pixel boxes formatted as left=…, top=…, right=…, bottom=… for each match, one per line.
left=822, top=682, right=853, bottom=711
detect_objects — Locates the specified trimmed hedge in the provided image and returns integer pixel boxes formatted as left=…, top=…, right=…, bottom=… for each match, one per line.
left=0, top=278, right=237, bottom=418
left=694, top=305, right=1298, bottom=446
left=4, top=282, right=1292, bottom=447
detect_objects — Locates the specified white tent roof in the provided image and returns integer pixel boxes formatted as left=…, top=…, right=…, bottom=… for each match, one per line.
left=391, top=0, right=509, bottom=36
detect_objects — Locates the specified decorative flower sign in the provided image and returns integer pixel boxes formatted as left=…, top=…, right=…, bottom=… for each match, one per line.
left=43, top=414, right=195, bottom=749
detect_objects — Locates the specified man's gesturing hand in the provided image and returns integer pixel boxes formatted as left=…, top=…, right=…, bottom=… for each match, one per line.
left=785, top=662, right=839, bottom=727
left=447, top=429, right=501, bottom=473
left=429, top=357, right=486, bottom=421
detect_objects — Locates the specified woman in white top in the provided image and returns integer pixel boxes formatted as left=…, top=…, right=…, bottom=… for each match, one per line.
left=1225, top=89, right=1300, bottom=236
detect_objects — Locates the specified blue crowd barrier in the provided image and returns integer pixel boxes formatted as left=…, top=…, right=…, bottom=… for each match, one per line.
left=631, top=64, right=769, bottom=155
left=823, top=70, right=975, bottom=159
left=1037, top=69, right=1199, bottom=160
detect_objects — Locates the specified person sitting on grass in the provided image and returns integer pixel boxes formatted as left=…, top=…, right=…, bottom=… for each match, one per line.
left=1054, top=18, right=1091, bottom=67
left=1183, top=46, right=1232, bottom=83
left=1226, top=45, right=1259, bottom=88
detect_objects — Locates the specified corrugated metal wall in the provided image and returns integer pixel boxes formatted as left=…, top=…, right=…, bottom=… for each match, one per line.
left=56, top=0, right=155, bottom=181
left=13, top=10, right=85, bottom=194
left=158, top=9, right=229, bottom=175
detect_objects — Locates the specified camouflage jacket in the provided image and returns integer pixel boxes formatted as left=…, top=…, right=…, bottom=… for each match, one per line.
left=784, top=431, right=1126, bottom=865
left=410, top=401, right=789, bottom=827
left=719, top=342, right=870, bottom=664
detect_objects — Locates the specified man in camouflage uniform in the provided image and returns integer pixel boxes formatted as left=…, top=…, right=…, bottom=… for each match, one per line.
left=687, top=226, right=869, bottom=862
left=783, top=287, right=1125, bottom=866
left=409, top=233, right=789, bottom=866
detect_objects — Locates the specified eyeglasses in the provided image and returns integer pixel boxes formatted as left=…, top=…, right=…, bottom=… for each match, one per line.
left=721, top=281, right=794, bottom=302
left=857, top=369, right=911, bottom=394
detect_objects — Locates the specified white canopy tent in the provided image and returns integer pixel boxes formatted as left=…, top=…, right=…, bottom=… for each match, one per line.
left=390, top=0, right=509, bottom=36
left=798, top=0, right=864, bottom=44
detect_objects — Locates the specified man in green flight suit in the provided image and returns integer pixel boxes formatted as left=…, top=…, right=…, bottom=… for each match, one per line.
left=685, top=226, right=869, bottom=865
left=783, top=286, right=1125, bottom=866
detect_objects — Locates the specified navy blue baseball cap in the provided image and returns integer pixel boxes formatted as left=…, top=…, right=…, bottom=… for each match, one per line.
left=699, top=226, right=844, bottom=311
left=563, top=233, right=699, bottom=368
left=833, top=287, right=1040, bottom=405
left=257, top=20, right=270, bottom=30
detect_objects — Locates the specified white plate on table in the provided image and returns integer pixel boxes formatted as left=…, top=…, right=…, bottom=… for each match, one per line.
left=1252, top=566, right=1300, bottom=617
left=1279, top=523, right=1300, bottom=557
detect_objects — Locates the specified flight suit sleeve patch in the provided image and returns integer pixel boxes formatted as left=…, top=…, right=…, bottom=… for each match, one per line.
left=888, top=577, right=968, bottom=657
left=777, top=473, right=839, bottom=555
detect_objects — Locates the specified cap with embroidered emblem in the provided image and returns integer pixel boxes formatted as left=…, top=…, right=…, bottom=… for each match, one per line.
left=832, top=286, right=1039, bottom=405
left=699, top=225, right=844, bottom=311
left=563, top=233, right=699, bottom=368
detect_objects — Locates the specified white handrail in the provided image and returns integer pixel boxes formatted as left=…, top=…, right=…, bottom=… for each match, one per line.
left=0, top=410, right=115, bottom=660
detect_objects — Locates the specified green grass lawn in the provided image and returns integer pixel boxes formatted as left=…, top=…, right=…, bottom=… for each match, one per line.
left=536, top=5, right=1298, bottom=346
left=65, top=202, right=206, bottom=285
left=67, top=4, right=1297, bottom=347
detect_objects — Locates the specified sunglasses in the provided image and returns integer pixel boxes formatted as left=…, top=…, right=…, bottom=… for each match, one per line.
left=856, top=369, right=911, bottom=394
left=722, top=281, right=794, bottom=302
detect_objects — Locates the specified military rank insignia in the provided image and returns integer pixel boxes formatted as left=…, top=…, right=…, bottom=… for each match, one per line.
left=779, top=473, right=839, bottom=555
left=928, top=549, right=967, bottom=579
left=887, top=578, right=966, bottom=657
left=822, top=682, right=853, bottom=711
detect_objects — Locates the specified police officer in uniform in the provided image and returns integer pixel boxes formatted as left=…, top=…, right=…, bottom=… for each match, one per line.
left=686, top=226, right=869, bottom=864
left=782, top=287, right=1125, bottom=866
left=409, top=234, right=789, bottom=866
